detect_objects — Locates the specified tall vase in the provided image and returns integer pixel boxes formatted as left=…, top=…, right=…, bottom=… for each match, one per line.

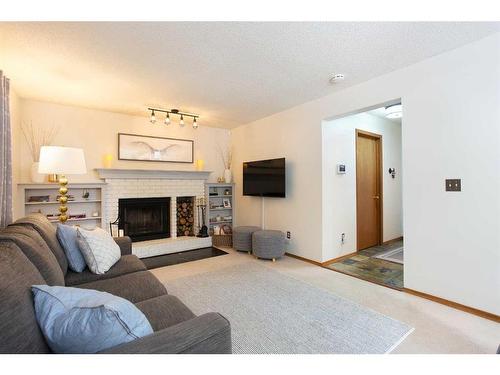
left=30, top=162, right=45, bottom=183
left=224, top=169, right=232, bottom=183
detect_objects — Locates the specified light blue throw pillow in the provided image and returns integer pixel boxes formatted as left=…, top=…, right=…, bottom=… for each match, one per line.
left=32, top=285, right=153, bottom=353
left=56, top=224, right=86, bottom=272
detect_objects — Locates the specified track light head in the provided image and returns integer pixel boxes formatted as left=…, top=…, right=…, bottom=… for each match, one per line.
left=180, top=114, right=185, bottom=127
left=164, top=112, right=170, bottom=125
left=193, top=117, right=198, bottom=129
left=150, top=110, right=156, bottom=124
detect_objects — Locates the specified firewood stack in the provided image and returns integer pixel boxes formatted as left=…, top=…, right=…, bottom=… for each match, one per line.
left=177, top=197, right=195, bottom=236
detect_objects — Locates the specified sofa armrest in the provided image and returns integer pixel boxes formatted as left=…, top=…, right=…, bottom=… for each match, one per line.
left=99, top=312, right=231, bottom=354
left=113, top=236, right=132, bottom=255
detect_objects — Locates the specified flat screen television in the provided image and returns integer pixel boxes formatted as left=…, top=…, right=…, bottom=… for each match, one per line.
left=243, top=158, right=286, bottom=198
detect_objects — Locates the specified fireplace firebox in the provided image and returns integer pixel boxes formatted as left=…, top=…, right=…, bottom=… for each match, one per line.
left=118, top=197, right=170, bottom=242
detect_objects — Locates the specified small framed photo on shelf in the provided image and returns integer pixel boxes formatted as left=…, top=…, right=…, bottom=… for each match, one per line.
left=222, top=198, right=231, bottom=208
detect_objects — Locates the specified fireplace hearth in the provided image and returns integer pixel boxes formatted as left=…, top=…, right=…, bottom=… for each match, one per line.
left=118, top=197, right=170, bottom=242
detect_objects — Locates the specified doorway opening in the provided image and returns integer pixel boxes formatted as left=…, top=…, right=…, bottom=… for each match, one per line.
left=322, top=101, right=404, bottom=290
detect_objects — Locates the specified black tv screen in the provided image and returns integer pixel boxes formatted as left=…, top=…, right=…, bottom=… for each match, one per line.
left=243, top=158, right=286, bottom=198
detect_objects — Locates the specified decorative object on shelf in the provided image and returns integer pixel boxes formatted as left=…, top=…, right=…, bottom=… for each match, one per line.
left=21, top=121, right=59, bottom=183
left=28, top=195, right=50, bottom=203
left=196, top=197, right=209, bottom=238
left=118, top=133, right=194, bottom=163
left=148, top=107, right=200, bottom=129
left=91, top=211, right=99, bottom=217
left=221, top=224, right=232, bottom=234
left=217, top=176, right=224, bottom=183
left=82, top=189, right=90, bottom=200
left=223, top=198, right=231, bottom=208
left=195, top=159, right=205, bottom=171
left=218, top=145, right=233, bottom=183
left=102, top=154, right=113, bottom=168
left=69, top=213, right=86, bottom=219
left=38, top=146, right=87, bottom=223
left=224, top=189, right=230, bottom=195
left=47, top=174, right=59, bottom=183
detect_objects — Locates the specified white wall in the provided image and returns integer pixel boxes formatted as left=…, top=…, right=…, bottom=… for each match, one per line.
left=232, top=33, right=500, bottom=315
left=322, top=113, right=402, bottom=260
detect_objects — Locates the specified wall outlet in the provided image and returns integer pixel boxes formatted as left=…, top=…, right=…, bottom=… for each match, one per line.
left=286, top=231, right=291, bottom=239
left=341, top=233, right=345, bottom=245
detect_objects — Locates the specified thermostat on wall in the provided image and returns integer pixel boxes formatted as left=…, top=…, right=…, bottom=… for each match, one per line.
left=337, top=164, right=346, bottom=174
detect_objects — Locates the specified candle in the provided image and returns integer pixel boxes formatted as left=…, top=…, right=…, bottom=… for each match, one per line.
left=195, top=159, right=205, bottom=171
left=103, top=154, right=113, bottom=168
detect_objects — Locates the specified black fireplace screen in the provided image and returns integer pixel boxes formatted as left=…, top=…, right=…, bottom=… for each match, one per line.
left=118, top=197, right=170, bottom=242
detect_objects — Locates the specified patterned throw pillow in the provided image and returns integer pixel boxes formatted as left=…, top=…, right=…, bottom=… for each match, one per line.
left=32, top=285, right=153, bottom=353
left=56, top=224, right=87, bottom=272
left=76, top=227, right=121, bottom=274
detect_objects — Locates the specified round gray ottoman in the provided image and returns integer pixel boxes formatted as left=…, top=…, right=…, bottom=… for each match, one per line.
left=233, top=226, right=261, bottom=253
left=252, top=230, right=285, bottom=261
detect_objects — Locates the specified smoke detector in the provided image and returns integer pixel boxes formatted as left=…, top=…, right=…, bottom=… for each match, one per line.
left=329, top=74, right=345, bottom=84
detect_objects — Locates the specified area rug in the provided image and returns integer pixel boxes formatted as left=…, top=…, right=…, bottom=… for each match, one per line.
left=374, top=247, right=404, bottom=264
left=166, top=263, right=414, bottom=354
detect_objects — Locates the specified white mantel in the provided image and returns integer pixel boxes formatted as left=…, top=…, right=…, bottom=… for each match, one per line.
left=95, top=168, right=212, bottom=180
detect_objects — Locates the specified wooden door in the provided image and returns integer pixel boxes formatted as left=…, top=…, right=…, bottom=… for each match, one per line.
left=356, top=130, right=382, bottom=250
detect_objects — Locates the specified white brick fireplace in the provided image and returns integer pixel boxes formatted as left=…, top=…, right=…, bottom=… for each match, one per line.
left=96, top=169, right=212, bottom=257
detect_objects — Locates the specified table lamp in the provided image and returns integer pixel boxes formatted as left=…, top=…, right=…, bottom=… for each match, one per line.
left=38, top=146, right=87, bottom=223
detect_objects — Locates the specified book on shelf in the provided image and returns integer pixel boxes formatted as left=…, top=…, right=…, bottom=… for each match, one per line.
left=28, top=195, right=50, bottom=202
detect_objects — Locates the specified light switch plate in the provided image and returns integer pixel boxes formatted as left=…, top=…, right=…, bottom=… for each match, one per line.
left=445, top=179, right=461, bottom=192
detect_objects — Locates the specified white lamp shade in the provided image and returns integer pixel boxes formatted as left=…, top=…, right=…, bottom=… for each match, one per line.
left=38, top=146, right=87, bottom=175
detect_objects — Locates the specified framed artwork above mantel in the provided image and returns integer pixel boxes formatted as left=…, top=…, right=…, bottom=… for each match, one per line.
left=118, top=133, right=194, bottom=163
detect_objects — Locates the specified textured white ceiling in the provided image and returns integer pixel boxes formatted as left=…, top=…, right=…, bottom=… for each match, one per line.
left=1, top=22, right=499, bottom=128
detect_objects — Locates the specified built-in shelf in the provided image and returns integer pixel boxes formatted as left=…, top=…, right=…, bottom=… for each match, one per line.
left=25, top=200, right=102, bottom=205
left=206, top=183, right=234, bottom=237
left=209, top=220, right=232, bottom=225
left=48, top=217, right=102, bottom=223
left=19, top=183, right=105, bottom=229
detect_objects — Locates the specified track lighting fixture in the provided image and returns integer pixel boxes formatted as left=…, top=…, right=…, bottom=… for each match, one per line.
left=147, top=107, right=199, bottom=129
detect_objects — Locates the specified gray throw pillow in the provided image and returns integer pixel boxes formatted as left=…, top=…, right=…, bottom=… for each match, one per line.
left=77, top=227, right=121, bottom=274
left=32, top=285, right=153, bottom=353
left=56, top=224, right=86, bottom=272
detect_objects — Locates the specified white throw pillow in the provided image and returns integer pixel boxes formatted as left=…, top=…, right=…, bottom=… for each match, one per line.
left=77, top=227, right=121, bottom=274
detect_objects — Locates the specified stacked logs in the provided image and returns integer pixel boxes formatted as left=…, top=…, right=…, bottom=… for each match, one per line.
left=177, top=197, right=195, bottom=236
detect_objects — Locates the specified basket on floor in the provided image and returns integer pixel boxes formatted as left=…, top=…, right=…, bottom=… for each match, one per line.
left=212, top=234, right=233, bottom=247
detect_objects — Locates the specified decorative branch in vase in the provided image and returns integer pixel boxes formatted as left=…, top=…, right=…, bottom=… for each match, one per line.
left=218, top=144, right=233, bottom=183
left=21, top=121, right=59, bottom=183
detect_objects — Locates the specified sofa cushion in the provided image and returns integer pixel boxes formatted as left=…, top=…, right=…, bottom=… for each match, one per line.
left=0, top=226, right=65, bottom=286
left=65, top=254, right=147, bottom=286
left=77, top=270, right=167, bottom=304
left=0, top=242, right=51, bottom=353
left=56, top=224, right=86, bottom=272
left=77, top=227, right=121, bottom=274
left=135, top=294, right=196, bottom=332
left=13, top=213, right=68, bottom=274
left=32, top=285, right=153, bottom=353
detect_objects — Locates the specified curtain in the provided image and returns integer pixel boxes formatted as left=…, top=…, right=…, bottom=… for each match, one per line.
left=0, top=71, right=12, bottom=228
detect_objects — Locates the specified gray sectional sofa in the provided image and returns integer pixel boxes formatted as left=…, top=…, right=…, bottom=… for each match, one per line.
left=0, top=213, right=231, bottom=354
